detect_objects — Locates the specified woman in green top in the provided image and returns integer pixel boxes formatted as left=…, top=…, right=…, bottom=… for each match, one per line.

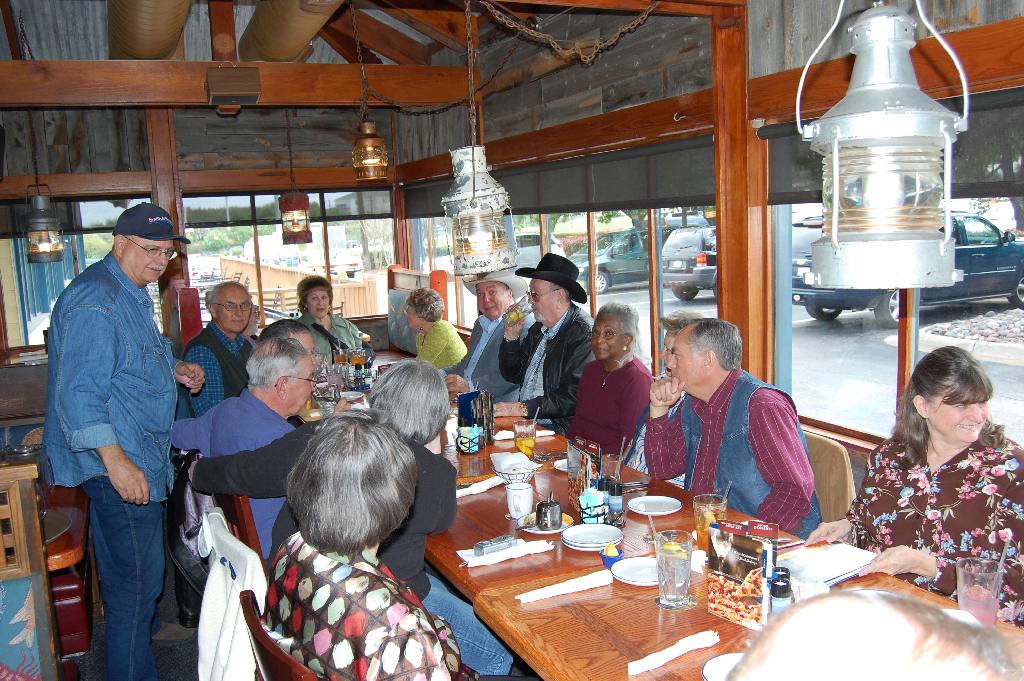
left=296, top=275, right=369, bottom=361
left=405, top=287, right=467, bottom=369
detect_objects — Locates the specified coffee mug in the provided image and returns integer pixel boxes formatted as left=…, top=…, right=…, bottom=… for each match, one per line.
left=506, top=482, right=534, bottom=522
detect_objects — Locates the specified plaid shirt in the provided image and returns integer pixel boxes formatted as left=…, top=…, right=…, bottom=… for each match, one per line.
left=183, top=323, right=250, bottom=416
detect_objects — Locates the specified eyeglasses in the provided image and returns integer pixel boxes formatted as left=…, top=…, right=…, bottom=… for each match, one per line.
left=527, top=287, right=558, bottom=301
left=591, top=329, right=621, bottom=340
left=214, top=302, right=253, bottom=313
left=126, top=237, right=177, bottom=260
left=285, top=375, right=317, bottom=384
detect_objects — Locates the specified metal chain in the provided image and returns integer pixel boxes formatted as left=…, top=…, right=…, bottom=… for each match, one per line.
left=465, top=0, right=477, bottom=145
left=350, top=9, right=371, bottom=122
left=284, top=108, right=297, bottom=189
left=18, top=14, right=41, bottom=187
left=479, top=0, right=658, bottom=66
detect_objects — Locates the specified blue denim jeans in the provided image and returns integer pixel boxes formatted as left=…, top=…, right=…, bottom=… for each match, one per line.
left=422, top=573, right=512, bottom=675
left=82, top=476, right=165, bottom=681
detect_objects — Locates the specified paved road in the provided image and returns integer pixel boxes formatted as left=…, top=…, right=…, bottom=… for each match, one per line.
left=598, top=285, right=1022, bottom=441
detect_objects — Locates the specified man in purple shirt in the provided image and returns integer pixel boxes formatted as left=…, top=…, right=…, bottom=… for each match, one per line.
left=645, top=318, right=821, bottom=537
left=171, top=336, right=316, bottom=557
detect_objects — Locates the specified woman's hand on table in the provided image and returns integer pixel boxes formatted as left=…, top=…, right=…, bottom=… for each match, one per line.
left=806, top=518, right=854, bottom=546
left=859, top=545, right=938, bottom=580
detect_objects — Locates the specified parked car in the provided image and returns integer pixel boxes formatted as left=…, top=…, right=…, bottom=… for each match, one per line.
left=662, top=211, right=712, bottom=232
left=573, top=228, right=648, bottom=294
left=791, top=213, right=1024, bottom=327
left=515, top=232, right=565, bottom=268
left=661, top=226, right=717, bottom=300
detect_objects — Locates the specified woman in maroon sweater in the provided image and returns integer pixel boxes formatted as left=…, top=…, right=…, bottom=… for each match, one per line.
left=567, top=302, right=653, bottom=454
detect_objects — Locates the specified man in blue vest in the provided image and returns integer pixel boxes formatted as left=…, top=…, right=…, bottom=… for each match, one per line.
left=644, top=318, right=821, bottom=538
left=184, top=281, right=255, bottom=416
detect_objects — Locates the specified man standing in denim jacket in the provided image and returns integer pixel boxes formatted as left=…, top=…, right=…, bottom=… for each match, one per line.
left=44, top=203, right=205, bottom=681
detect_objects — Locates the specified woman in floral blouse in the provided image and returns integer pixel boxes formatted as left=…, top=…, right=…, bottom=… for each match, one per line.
left=264, top=409, right=478, bottom=680
left=808, top=346, right=1024, bottom=625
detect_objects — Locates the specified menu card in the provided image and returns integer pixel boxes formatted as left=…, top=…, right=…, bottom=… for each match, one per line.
left=706, top=520, right=775, bottom=630
left=775, top=542, right=875, bottom=586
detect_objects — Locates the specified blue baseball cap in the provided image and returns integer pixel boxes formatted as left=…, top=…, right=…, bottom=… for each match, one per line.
left=113, top=202, right=190, bottom=243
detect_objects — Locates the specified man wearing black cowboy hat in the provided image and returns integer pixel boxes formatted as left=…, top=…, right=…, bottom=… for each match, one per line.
left=496, top=253, right=593, bottom=434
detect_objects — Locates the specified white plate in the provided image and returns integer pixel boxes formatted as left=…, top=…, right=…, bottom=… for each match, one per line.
left=610, top=556, right=658, bottom=586
left=702, top=653, right=743, bottom=681
left=518, top=513, right=575, bottom=535
left=627, top=495, right=683, bottom=516
left=553, top=459, right=568, bottom=472
left=561, top=524, right=623, bottom=551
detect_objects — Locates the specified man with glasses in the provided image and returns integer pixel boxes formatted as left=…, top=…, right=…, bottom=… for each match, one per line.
left=496, top=253, right=593, bottom=434
left=183, top=281, right=256, bottom=416
left=44, top=202, right=205, bottom=681
left=171, top=336, right=316, bottom=559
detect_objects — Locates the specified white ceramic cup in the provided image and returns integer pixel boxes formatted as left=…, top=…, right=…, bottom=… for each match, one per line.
left=506, top=482, right=535, bottom=522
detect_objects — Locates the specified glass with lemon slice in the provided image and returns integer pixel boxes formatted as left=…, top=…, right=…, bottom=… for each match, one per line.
left=693, top=494, right=728, bottom=553
left=653, top=530, right=695, bottom=609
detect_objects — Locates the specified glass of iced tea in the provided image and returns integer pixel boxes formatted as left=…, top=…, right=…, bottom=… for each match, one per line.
left=693, top=494, right=727, bottom=553
left=514, top=419, right=537, bottom=458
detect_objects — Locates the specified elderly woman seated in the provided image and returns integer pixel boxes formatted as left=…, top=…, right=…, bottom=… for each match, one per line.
left=808, top=346, right=1024, bottom=625
left=295, top=274, right=372, bottom=362
left=264, top=409, right=476, bottom=679
left=405, top=287, right=467, bottom=369
left=566, top=302, right=653, bottom=454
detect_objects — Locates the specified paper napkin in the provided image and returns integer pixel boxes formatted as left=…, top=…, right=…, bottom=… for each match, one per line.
left=490, top=452, right=542, bottom=473
left=515, top=569, right=613, bottom=603
left=627, top=630, right=721, bottom=675
left=456, top=476, right=503, bottom=498
left=457, top=539, right=554, bottom=567
left=493, top=429, right=556, bottom=441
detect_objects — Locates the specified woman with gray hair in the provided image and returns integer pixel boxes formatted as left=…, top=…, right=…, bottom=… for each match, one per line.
left=265, top=409, right=477, bottom=680
left=368, top=359, right=513, bottom=674
left=566, top=302, right=654, bottom=454
left=405, top=287, right=467, bottom=369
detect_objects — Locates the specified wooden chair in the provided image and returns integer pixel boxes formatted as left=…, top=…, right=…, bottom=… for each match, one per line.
left=215, top=493, right=264, bottom=564
left=805, top=431, right=857, bottom=523
left=239, top=590, right=316, bottom=681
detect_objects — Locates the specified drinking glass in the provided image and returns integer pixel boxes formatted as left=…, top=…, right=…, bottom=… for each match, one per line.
left=957, top=557, right=1001, bottom=625
left=693, top=494, right=727, bottom=553
left=514, top=420, right=537, bottom=458
left=654, top=530, right=695, bottom=610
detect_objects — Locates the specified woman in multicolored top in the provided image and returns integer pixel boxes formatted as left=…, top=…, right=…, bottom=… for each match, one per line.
left=264, top=409, right=478, bottom=680
left=808, top=346, right=1024, bottom=625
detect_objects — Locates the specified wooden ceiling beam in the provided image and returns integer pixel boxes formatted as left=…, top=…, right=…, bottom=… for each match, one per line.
left=208, top=0, right=237, bottom=62
left=496, top=0, right=715, bottom=17
left=179, top=166, right=392, bottom=193
left=1, top=0, right=21, bottom=60
left=366, top=0, right=467, bottom=52
left=320, top=21, right=384, bottom=64
left=0, top=171, right=152, bottom=200
left=324, top=10, right=430, bottom=65
left=0, top=60, right=466, bottom=106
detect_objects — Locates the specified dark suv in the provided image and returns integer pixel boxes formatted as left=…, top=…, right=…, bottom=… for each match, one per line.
left=661, top=226, right=717, bottom=300
left=574, top=229, right=648, bottom=294
left=791, top=214, right=1024, bottom=327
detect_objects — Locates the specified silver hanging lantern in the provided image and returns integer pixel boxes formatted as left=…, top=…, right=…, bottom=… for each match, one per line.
left=25, top=190, right=65, bottom=264
left=441, top=146, right=516, bottom=275
left=796, top=0, right=969, bottom=289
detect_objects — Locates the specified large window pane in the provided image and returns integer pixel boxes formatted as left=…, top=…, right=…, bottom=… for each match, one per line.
left=591, top=210, right=653, bottom=365
left=776, top=202, right=898, bottom=437
left=911, top=197, right=1023, bottom=442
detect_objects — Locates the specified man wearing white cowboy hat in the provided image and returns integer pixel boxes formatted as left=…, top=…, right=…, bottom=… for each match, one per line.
left=496, top=253, right=593, bottom=434
left=442, top=269, right=533, bottom=402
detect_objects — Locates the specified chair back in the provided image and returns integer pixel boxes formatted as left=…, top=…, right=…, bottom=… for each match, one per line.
left=805, top=432, right=856, bottom=523
left=216, top=493, right=263, bottom=559
left=240, top=590, right=317, bottom=681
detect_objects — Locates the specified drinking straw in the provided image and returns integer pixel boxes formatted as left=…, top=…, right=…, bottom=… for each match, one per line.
left=721, top=481, right=733, bottom=505
left=614, top=436, right=627, bottom=481
left=531, top=405, right=541, bottom=421
left=647, top=512, right=658, bottom=542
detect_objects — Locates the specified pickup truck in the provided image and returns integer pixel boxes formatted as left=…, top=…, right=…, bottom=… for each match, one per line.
left=791, top=213, right=1024, bottom=327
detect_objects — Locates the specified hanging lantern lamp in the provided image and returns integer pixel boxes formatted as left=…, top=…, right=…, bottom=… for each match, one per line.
left=796, top=0, right=969, bottom=289
left=352, top=120, right=389, bottom=180
left=279, top=108, right=312, bottom=245
left=25, top=190, right=65, bottom=263
left=442, top=146, right=516, bottom=275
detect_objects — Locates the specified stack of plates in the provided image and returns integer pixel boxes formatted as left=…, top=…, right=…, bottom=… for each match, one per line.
left=561, top=524, right=624, bottom=552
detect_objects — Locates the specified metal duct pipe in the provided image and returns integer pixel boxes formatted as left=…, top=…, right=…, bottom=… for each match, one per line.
left=239, top=0, right=346, bottom=63
left=107, top=0, right=194, bottom=60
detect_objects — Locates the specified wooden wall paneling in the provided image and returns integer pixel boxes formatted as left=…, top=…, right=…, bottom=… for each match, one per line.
left=710, top=4, right=760, bottom=375
left=209, top=0, right=238, bottom=62
left=0, top=61, right=468, bottom=107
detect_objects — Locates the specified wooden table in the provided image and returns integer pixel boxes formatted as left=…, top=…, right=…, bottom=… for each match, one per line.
left=428, top=435, right=1022, bottom=680
left=44, top=484, right=88, bottom=572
